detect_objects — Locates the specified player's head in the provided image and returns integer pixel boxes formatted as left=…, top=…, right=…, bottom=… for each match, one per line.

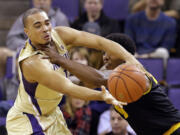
left=23, top=8, right=52, bottom=46
left=104, top=33, right=136, bottom=69
left=110, top=108, right=128, bottom=135
left=33, top=0, right=52, bottom=13
left=146, top=0, right=164, bottom=10
left=84, top=0, right=103, bottom=18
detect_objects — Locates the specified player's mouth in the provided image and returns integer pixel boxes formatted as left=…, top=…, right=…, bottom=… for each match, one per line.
left=43, top=34, right=51, bottom=40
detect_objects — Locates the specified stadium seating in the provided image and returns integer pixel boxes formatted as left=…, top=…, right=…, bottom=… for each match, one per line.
left=168, top=88, right=180, bottom=111
left=52, top=0, right=79, bottom=22
left=0, top=84, right=3, bottom=101
left=166, top=58, right=180, bottom=86
left=166, top=59, right=180, bottom=110
left=0, top=117, right=6, bottom=126
left=5, top=56, right=15, bottom=79
left=138, top=58, right=164, bottom=81
left=103, top=0, right=129, bottom=20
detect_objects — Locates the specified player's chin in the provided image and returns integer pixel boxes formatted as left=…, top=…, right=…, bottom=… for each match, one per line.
left=41, top=39, right=51, bottom=45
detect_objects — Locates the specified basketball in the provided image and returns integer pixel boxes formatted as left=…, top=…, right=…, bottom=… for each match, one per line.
left=108, top=64, right=148, bottom=103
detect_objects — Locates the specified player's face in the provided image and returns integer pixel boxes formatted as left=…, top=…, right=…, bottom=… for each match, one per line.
left=146, top=0, right=164, bottom=10
left=24, top=12, right=52, bottom=45
left=85, top=0, right=103, bottom=17
left=110, top=110, right=128, bottom=135
left=33, top=0, right=52, bottom=13
left=71, top=97, right=86, bottom=109
left=103, top=53, right=124, bottom=70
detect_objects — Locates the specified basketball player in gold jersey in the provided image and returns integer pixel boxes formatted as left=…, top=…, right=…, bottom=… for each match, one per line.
left=6, top=8, right=127, bottom=135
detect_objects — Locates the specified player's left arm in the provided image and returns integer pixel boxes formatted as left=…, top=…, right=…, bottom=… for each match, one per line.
left=55, top=26, right=144, bottom=71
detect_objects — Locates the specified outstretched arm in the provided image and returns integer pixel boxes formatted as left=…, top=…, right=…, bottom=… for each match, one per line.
left=55, top=27, right=144, bottom=71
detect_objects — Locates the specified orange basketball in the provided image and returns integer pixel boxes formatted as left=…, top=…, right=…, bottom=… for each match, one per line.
left=108, top=64, right=148, bottom=103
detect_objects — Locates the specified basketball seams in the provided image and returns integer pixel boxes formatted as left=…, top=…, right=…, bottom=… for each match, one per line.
left=108, top=76, right=120, bottom=98
left=108, top=64, right=145, bottom=103
left=110, top=71, right=146, bottom=92
left=114, top=66, right=146, bottom=93
left=109, top=64, right=132, bottom=82
left=108, top=75, right=118, bottom=83
left=114, top=77, right=120, bottom=100
left=120, top=72, right=145, bottom=94
left=109, top=75, right=133, bottom=102
left=120, top=75, right=134, bottom=102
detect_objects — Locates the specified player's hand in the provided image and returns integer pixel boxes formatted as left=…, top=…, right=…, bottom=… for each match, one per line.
left=38, top=40, right=65, bottom=65
left=101, top=86, right=127, bottom=108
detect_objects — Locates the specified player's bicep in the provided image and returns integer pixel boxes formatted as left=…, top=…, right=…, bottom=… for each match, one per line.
left=21, top=55, right=73, bottom=93
left=21, top=56, right=51, bottom=83
left=55, top=26, right=102, bottom=49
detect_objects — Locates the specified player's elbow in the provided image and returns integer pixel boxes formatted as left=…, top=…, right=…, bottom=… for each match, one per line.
left=60, top=81, right=75, bottom=95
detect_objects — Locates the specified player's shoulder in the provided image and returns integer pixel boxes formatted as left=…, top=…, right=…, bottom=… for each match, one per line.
left=54, top=26, right=80, bottom=45
left=21, top=54, right=46, bottom=70
left=54, top=26, right=71, bottom=33
left=54, top=26, right=80, bottom=35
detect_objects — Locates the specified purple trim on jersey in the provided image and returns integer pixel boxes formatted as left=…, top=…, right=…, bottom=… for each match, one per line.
left=23, top=112, right=45, bottom=135
left=53, top=64, right=60, bottom=70
left=64, top=69, right=68, bottom=77
left=29, top=40, right=36, bottom=50
left=22, top=74, right=42, bottom=115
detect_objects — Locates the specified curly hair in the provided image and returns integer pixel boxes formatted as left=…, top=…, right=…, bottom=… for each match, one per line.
left=106, top=33, right=136, bottom=55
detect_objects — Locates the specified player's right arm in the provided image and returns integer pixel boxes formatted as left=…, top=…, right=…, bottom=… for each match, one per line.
left=20, top=55, right=126, bottom=107
left=21, top=55, right=102, bottom=101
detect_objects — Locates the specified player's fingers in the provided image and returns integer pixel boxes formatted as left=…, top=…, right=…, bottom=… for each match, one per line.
left=101, top=85, right=107, bottom=93
left=114, top=99, right=127, bottom=106
left=120, top=101, right=127, bottom=106
left=113, top=101, right=123, bottom=108
left=116, top=104, right=123, bottom=108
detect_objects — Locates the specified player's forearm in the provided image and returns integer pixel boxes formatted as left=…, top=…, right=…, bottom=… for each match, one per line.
left=43, top=72, right=104, bottom=101
left=56, top=57, right=107, bottom=87
left=66, top=83, right=103, bottom=101
left=100, top=39, right=136, bottom=63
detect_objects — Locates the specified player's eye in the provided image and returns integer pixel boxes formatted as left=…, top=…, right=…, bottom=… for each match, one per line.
left=34, top=25, right=41, bottom=28
left=46, top=22, right=50, bottom=26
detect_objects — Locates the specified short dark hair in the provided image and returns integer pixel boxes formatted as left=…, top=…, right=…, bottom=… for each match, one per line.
left=106, top=33, right=136, bottom=55
left=23, top=8, right=45, bottom=27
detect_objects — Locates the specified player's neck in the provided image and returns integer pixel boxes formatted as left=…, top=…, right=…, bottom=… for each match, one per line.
left=30, top=41, right=50, bottom=50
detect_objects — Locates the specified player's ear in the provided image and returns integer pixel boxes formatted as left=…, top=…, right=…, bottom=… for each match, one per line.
left=24, top=28, right=29, bottom=36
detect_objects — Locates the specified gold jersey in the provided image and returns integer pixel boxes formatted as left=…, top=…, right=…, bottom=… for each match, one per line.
left=6, top=29, right=72, bottom=135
